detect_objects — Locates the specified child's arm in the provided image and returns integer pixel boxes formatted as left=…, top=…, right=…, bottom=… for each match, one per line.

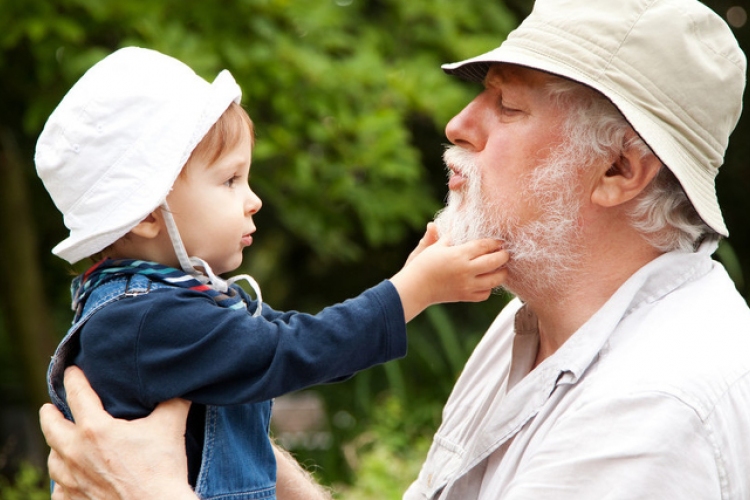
left=389, top=223, right=508, bottom=322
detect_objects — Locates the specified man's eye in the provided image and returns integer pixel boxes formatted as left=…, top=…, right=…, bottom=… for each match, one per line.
left=499, top=101, right=521, bottom=114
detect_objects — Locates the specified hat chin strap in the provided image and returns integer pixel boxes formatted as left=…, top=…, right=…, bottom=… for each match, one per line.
left=160, top=202, right=263, bottom=316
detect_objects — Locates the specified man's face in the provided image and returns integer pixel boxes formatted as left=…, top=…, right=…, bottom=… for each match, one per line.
left=435, top=64, right=586, bottom=297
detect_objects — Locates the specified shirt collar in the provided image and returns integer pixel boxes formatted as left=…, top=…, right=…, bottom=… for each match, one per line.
left=510, top=238, right=719, bottom=389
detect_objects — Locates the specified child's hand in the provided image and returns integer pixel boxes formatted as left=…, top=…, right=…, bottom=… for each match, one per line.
left=390, top=225, right=509, bottom=322
left=404, top=222, right=440, bottom=266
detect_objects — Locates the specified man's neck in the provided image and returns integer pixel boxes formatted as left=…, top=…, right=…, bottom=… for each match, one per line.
left=520, top=235, right=664, bottom=367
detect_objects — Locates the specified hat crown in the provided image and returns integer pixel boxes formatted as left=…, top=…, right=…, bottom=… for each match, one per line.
left=35, top=47, right=242, bottom=263
left=512, top=0, right=746, bottom=160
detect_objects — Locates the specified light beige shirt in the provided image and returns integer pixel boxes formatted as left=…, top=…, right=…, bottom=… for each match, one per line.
left=405, top=241, right=750, bottom=499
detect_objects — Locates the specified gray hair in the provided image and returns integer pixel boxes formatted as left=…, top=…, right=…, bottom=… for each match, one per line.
left=544, top=77, right=715, bottom=252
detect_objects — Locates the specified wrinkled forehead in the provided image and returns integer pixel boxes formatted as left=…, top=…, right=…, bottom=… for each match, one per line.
left=485, top=63, right=565, bottom=87
left=483, top=63, right=573, bottom=108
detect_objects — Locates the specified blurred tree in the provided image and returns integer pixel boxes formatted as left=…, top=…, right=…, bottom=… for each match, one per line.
left=0, top=127, right=57, bottom=469
left=0, top=0, right=517, bottom=481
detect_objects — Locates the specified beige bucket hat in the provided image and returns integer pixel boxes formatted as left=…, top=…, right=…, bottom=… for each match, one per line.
left=36, top=47, right=242, bottom=263
left=442, top=0, right=746, bottom=236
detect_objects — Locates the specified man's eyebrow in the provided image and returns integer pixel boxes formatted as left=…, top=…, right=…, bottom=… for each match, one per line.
left=483, top=70, right=505, bottom=90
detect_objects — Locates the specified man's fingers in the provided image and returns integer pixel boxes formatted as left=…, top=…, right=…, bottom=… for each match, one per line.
left=47, top=448, right=65, bottom=481
left=148, top=398, right=191, bottom=433
left=40, top=405, right=80, bottom=499
left=62, top=366, right=105, bottom=425
left=48, top=448, right=76, bottom=500
left=51, top=482, right=65, bottom=500
left=39, top=403, right=75, bottom=451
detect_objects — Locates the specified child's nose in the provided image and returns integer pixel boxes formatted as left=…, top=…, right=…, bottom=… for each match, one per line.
left=245, top=187, right=262, bottom=215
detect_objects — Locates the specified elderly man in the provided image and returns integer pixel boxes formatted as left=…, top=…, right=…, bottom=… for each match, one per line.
left=40, top=0, right=749, bottom=498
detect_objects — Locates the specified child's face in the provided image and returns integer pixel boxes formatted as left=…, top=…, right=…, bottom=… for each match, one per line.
left=165, top=126, right=261, bottom=275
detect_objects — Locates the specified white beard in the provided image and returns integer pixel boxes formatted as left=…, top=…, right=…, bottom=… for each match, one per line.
left=434, top=145, right=584, bottom=299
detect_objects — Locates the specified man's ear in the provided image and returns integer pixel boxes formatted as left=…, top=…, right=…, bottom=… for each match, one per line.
left=591, top=146, right=662, bottom=208
left=129, top=211, right=163, bottom=239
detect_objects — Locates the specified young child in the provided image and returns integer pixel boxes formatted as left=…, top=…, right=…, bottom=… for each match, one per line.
left=37, top=47, right=508, bottom=499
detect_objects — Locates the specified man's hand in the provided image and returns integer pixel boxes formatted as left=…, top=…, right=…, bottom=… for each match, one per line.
left=39, top=366, right=196, bottom=500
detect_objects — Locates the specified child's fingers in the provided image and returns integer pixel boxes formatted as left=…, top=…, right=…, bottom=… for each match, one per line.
left=463, top=261, right=508, bottom=301
left=414, top=223, right=441, bottom=251
left=406, top=223, right=444, bottom=264
left=465, top=286, right=497, bottom=302
left=455, top=237, right=504, bottom=258
left=478, top=266, right=508, bottom=290
left=466, top=274, right=507, bottom=302
left=471, top=249, right=510, bottom=272
left=424, top=222, right=440, bottom=245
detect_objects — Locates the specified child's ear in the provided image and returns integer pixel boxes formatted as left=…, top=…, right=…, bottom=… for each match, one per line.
left=591, top=144, right=662, bottom=208
left=129, top=212, right=163, bottom=239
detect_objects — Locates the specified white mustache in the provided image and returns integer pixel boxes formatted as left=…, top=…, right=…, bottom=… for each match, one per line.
left=443, top=145, right=479, bottom=178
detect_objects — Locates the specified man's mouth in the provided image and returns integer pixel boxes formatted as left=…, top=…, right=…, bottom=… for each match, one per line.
left=448, top=168, right=468, bottom=191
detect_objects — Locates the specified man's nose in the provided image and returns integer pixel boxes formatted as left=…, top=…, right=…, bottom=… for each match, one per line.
left=445, top=92, right=491, bottom=151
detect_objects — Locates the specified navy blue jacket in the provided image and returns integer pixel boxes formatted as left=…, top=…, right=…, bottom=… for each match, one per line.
left=48, top=273, right=407, bottom=499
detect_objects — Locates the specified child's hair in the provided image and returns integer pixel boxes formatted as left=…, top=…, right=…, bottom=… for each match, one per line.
left=187, top=102, right=255, bottom=170
left=92, top=102, right=254, bottom=263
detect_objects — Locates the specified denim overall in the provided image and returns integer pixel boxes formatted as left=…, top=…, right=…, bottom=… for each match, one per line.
left=47, top=273, right=277, bottom=499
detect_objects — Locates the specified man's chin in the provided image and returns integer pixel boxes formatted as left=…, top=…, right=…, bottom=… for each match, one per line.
left=433, top=211, right=485, bottom=246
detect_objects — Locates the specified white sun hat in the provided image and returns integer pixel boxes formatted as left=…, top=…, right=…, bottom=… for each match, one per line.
left=442, top=0, right=746, bottom=237
left=35, top=46, right=242, bottom=263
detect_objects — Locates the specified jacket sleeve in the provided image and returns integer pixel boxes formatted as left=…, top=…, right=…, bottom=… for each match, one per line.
left=77, top=280, right=406, bottom=415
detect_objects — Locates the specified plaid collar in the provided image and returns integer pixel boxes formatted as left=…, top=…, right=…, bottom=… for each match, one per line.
left=72, top=258, right=246, bottom=313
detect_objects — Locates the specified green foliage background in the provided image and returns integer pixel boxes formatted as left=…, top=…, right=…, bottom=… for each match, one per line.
left=0, top=0, right=747, bottom=495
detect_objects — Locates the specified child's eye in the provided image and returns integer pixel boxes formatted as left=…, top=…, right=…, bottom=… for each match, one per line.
left=224, top=176, right=239, bottom=188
